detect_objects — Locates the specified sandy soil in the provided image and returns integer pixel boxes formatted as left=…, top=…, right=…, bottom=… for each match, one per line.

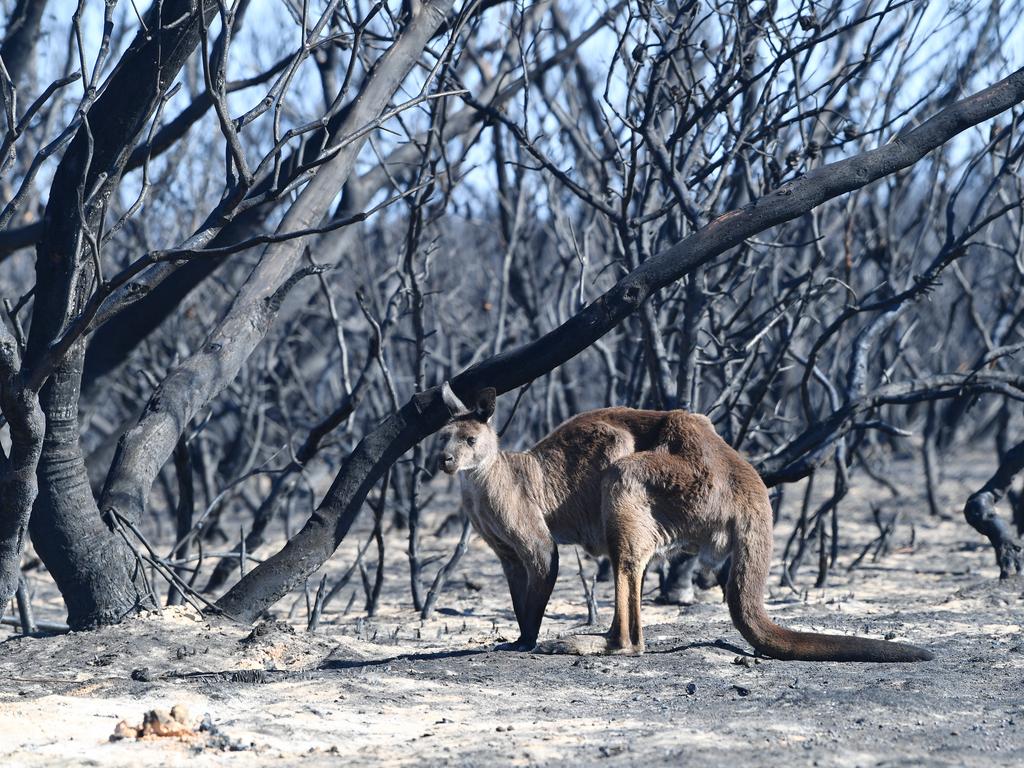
left=2, top=454, right=1023, bottom=766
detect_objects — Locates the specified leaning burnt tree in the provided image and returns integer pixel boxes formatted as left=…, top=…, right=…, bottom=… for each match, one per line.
left=217, top=66, right=1024, bottom=619
left=2, top=1, right=1024, bottom=629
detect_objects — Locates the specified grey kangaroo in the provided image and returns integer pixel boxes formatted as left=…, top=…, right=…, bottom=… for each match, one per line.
left=438, top=384, right=932, bottom=662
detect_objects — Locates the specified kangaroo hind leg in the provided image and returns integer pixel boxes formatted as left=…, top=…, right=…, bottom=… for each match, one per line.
left=604, top=461, right=659, bottom=654
left=536, top=459, right=659, bottom=656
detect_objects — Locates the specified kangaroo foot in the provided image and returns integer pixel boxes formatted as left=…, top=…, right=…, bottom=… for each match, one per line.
left=534, top=633, right=643, bottom=656
left=493, top=638, right=536, bottom=652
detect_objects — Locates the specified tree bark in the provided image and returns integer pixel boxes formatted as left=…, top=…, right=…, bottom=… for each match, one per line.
left=0, top=326, right=43, bottom=604
left=23, top=0, right=218, bottom=627
left=963, top=440, right=1024, bottom=578
left=0, top=0, right=50, bottom=117
left=29, top=342, right=143, bottom=627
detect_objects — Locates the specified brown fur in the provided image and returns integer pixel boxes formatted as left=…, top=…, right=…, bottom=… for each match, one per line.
left=439, top=395, right=933, bottom=662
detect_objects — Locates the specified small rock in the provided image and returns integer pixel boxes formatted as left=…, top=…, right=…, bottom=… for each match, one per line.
left=733, top=685, right=751, bottom=697
left=685, top=682, right=697, bottom=695
left=110, top=721, right=139, bottom=741
left=142, top=708, right=193, bottom=738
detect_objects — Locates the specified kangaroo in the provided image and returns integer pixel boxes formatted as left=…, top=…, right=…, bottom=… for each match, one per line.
left=438, top=384, right=933, bottom=662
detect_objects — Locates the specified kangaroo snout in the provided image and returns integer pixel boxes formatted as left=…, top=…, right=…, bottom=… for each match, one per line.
left=440, top=453, right=456, bottom=474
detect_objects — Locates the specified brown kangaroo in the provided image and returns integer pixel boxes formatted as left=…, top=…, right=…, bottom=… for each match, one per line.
left=438, top=384, right=933, bottom=662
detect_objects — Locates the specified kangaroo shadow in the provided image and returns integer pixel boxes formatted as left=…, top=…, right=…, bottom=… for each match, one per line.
left=647, top=638, right=752, bottom=657
left=321, top=637, right=751, bottom=671
left=320, top=646, right=491, bottom=671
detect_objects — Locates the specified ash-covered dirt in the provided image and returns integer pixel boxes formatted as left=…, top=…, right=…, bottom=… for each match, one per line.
left=2, top=456, right=1022, bottom=766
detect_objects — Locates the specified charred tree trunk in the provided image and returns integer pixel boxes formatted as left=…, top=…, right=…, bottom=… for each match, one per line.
left=0, top=327, right=43, bottom=604
left=21, top=0, right=218, bottom=627
left=0, top=0, right=50, bottom=112
left=963, top=440, right=1024, bottom=578
left=29, top=342, right=143, bottom=627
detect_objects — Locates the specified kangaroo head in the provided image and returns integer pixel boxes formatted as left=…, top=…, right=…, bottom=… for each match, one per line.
left=438, top=383, right=498, bottom=474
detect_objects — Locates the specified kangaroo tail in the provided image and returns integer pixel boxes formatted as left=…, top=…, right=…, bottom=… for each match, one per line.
left=727, top=501, right=934, bottom=663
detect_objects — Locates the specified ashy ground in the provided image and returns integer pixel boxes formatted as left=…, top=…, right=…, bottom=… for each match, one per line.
left=1, top=455, right=1022, bottom=767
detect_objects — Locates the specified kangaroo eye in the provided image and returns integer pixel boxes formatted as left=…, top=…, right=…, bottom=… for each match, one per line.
left=466, top=436, right=477, bottom=447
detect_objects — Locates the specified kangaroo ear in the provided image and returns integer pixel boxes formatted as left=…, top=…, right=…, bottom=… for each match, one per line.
left=474, top=388, right=496, bottom=422
left=441, top=381, right=470, bottom=417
